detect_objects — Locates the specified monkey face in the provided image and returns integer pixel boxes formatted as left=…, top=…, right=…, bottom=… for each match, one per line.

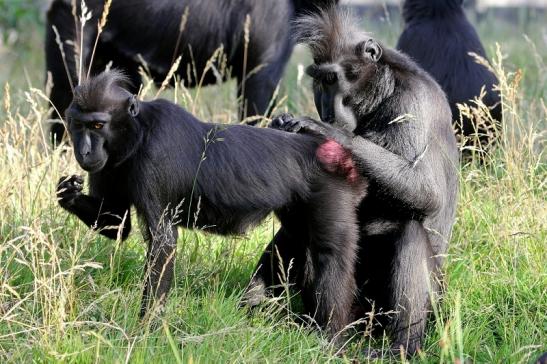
left=65, top=107, right=111, bottom=173
left=65, top=83, right=140, bottom=173
left=306, top=38, right=384, bottom=132
left=307, top=64, right=337, bottom=121
left=306, top=63, right=358, bottom=132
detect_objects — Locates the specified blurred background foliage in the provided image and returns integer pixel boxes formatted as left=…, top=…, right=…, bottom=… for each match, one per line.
left=0, top=0, right=43, bottom=33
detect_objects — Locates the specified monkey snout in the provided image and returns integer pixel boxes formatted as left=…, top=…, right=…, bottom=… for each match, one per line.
left=75, top=148, right=107, bottom=173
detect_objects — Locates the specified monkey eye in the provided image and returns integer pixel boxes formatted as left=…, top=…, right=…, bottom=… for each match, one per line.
left=91, top=122, right=104, bottom=130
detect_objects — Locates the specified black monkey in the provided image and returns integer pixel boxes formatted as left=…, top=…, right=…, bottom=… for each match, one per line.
left=397, top=0, right=502, bottom=149
left=45, top=0, right=338, bottom=144
left=56, top=70, right=365, bottom=340
left=250, top=9, right=459, bottom=357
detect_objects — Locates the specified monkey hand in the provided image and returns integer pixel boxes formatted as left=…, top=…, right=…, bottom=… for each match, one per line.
left=269, top=113, right=298, bottom=131
left=271, top=113, right=354, bottom=148
left=57, top=175, right=84, bottom=208
left=270, top=113, right=327, bottom=135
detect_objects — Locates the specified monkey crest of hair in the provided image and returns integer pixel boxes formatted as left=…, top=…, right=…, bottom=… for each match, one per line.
left=294, top=7, right=367, bottom=63
left=317, top=140, right=359, bottom=184
left=72, top=70, right=131, bottom=112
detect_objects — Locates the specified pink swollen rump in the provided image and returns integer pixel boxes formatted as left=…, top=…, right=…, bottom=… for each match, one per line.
left=316, top=139, right=359, bottom=184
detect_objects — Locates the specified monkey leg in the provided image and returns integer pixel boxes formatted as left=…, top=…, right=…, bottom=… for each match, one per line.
left=140, top=214, right=178, bottom=318
left=304, top=181, right=360, bottom=343
left=389, top=221, right=440, bottom=356
left=242, top=216, right=307, bottom=307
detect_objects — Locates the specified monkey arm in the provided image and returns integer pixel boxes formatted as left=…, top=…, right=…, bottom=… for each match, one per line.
left=351, top=136, right=441, bottom=217
left=270, top=113, right=353, bottom=146
left=270, top=114, right=440, bottom=216
left=57, top=175, right=131, bottom=240
left=64, top=196, right=131, bottom=240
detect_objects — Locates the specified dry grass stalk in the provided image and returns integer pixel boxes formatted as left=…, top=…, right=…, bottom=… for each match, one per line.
left=240, top=14, right=251, bottom=118
left=155, top=56, right=182, bottom=98
left=389, top=113, right=416, bottom=125
left=77, top=0, right=92, bottom=85
left=70, top=0, right=79, bottom=78
left=192, top=46, right=226, bottom=114
left=86, top=0, right=113, bottom=80
left=51, top=25, right=75, bottom=93
left=135, top=56, right=156, bottom=99
left=3, top=83, right=11, bottom=118
left=171, top=6, right=190, bottom=66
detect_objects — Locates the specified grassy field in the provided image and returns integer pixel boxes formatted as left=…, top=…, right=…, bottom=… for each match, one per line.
left=0, top=5, right=546, bottom=363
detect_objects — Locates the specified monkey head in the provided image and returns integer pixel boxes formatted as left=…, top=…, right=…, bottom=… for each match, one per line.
left=296, top=8, right=395, bottom=132
left=65, top=71, right=141, bottom=173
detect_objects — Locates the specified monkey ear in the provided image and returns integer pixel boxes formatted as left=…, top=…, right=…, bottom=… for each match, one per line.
left=357, top=39, right=383, bottom=62
left=127, top=95, right=139, bottom=117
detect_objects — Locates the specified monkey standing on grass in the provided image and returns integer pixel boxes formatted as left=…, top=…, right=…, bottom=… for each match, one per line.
left=56, top=70, right=366, bottom=343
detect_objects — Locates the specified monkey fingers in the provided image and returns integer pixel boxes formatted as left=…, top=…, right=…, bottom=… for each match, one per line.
left=269, top=113, right=296, bottom=130
left=297, top=117, right=354, bottom=148
left=57, top=174, right=84, bottom=186
left=57, top=175, right=84, bottom=207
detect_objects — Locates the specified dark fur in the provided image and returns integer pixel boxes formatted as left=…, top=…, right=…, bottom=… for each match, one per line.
left=252, top=8, right=459, bottom=357
left=45, top=0, right=338, bottom=143
left=397, top=0, right=502, bottom=148
left=56, top=70, right=365, bottom=340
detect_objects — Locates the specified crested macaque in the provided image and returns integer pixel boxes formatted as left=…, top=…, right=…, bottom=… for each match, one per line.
left=56, top=70, right=365, bottom=342
left=251, top=8, right=459, bottom=357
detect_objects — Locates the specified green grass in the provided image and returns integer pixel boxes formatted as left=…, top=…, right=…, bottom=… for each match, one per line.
left=0, top=7, right=546, bottom=364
